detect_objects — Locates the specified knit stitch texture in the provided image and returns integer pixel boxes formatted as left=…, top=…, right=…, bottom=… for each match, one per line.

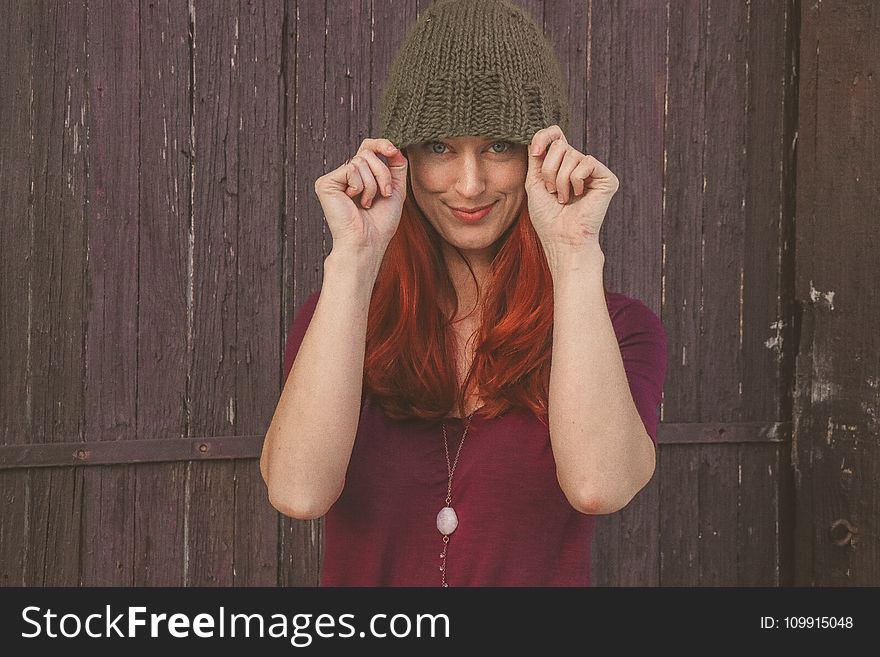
left=378, top=0, right=570, bottom=149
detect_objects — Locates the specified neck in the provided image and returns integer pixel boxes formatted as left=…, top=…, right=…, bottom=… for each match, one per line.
left=442, top=244, right=494, bottom=322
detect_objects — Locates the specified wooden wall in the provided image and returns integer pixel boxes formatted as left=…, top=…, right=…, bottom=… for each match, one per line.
left=2, top=0, right=871, bottom=587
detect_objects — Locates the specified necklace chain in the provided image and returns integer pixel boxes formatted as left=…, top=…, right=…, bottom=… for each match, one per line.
left=439, top=407, right=477, bottom=587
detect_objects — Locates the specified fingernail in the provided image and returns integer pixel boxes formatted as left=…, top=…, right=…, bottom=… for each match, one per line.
left=384, top=185, right=391, bottom=196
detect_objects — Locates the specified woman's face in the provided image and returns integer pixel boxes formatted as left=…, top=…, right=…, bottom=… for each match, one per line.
left=404, top=136, right=528, bottom=261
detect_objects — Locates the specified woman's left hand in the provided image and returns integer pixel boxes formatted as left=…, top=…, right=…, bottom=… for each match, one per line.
left=525, top=125, right=619, bottom=249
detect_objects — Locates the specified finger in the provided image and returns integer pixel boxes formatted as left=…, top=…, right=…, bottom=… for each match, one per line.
left=570, top=159, right=592, bottom=196
left=540, top=139, right=568, bottom=194
left=528, top=124, right=566, bottom=157
left=588, top=155, right=619, bottom=189
left=555, top=150, right=583, bottom=204
left=349, top=155, right=378, bottom=208
left=573, top=155, right=618, bottom=192
left=343, top=161, right=365, bottom=198
left=361, top=137, right=399, bottom=156
left=356, top=148, right=395, bottom=197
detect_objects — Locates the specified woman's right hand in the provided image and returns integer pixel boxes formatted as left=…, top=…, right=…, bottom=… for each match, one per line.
left=314, top=138, right=408, bottom=257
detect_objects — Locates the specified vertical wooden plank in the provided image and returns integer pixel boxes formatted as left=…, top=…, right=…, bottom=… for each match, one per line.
left=134, top=0, right=192, bottom=585
left=24, top=0, right=88, bottom=586
left=233, top=0, right=284, bottom=586
left=188, top=0, right=240, bottom=586
left=793, top=0, right=880, bottom=586
left=662, top=0, right=703, bottom=435
left=776, top=0, right=799, bottom=589
left=694, top=0, right=749, bottom=586
left=791, top=0, right=819, bottom=588
left=277, top=0, right=331, bottom=587
left=0, top=0, right=34, bottom=587
left=657, top=0, right=706, bottom=587
left=738, top=0, right=798, bottom=587
left=603, top=0, right=666, bottom=306
left=583, top=0, right=616, bottom=587
left=80, top=0, right=139, bottom=587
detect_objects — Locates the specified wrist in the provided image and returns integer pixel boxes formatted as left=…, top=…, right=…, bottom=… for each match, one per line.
left=324, top=247, right=383, bottom=297
left=542, top=240, right=605, bottom=279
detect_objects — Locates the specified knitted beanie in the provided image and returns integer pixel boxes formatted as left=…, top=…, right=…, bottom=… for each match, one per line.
left=378, top=0, right=570, bottom=150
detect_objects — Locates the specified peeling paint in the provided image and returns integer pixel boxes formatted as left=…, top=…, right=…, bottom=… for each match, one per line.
left=808, top=279, right=835, bottom=309
left=765, top=319, right=786, bottom=352
left=764, top=336, right=781, bottom=350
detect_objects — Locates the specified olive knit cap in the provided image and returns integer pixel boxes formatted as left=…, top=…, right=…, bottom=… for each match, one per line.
left=378, top=0, right=570, bottom=150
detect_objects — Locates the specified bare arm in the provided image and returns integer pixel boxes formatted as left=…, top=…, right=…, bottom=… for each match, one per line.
left=260, top=247, right=381, bottom=519
left=547, top=243, right=657, bottom=515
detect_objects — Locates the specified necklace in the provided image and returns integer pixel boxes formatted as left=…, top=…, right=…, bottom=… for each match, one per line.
left=437, top=407, right=478, bottom=587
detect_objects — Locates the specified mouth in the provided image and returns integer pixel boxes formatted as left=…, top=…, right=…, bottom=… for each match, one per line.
left=448, top=202, right=497, bottom=222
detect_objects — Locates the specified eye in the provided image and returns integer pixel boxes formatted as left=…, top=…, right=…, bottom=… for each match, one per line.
left=428, top=141, right=448, bottom=154
left=490, top=141, right=512, bottom=153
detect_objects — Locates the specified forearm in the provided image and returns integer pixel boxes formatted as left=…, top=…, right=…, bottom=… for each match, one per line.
left=546, top=243, right=656, bottom=515
left=261, top=248, right=381, bottom=519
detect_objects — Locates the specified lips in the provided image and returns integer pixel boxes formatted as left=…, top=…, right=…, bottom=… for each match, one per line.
left=450, top=203, right=494, bottom=213
left=449, top=202, right=496, bottom=222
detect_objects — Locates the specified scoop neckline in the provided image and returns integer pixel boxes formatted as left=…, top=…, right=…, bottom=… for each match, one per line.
left=442, top=405, right=486, bottom=422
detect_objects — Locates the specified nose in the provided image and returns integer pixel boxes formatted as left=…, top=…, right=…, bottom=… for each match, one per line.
left=453, top=154, right=487, bottom=199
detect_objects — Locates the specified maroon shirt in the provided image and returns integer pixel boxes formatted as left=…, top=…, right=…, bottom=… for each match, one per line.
left=282, top=288, right=667, bottom=587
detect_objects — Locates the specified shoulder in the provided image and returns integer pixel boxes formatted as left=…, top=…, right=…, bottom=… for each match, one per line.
left=603, top=289, right=666, bottom=343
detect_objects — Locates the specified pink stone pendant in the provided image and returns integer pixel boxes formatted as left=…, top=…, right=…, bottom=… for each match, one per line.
left=437, top=506, right=458, bottom=535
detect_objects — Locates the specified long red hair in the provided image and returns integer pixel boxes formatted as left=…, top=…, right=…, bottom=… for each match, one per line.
left=363, top=167, right=606, bottom=426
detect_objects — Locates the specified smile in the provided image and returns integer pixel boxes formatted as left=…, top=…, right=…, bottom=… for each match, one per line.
left=448, top=202, right=497, bottom=222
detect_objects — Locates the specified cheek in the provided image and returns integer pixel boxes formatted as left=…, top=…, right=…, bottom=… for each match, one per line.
left=407, top=160, right=446, bottom=193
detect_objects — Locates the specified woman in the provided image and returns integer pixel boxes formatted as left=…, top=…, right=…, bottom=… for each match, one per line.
left=261, top=0, right=667, bottom=587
